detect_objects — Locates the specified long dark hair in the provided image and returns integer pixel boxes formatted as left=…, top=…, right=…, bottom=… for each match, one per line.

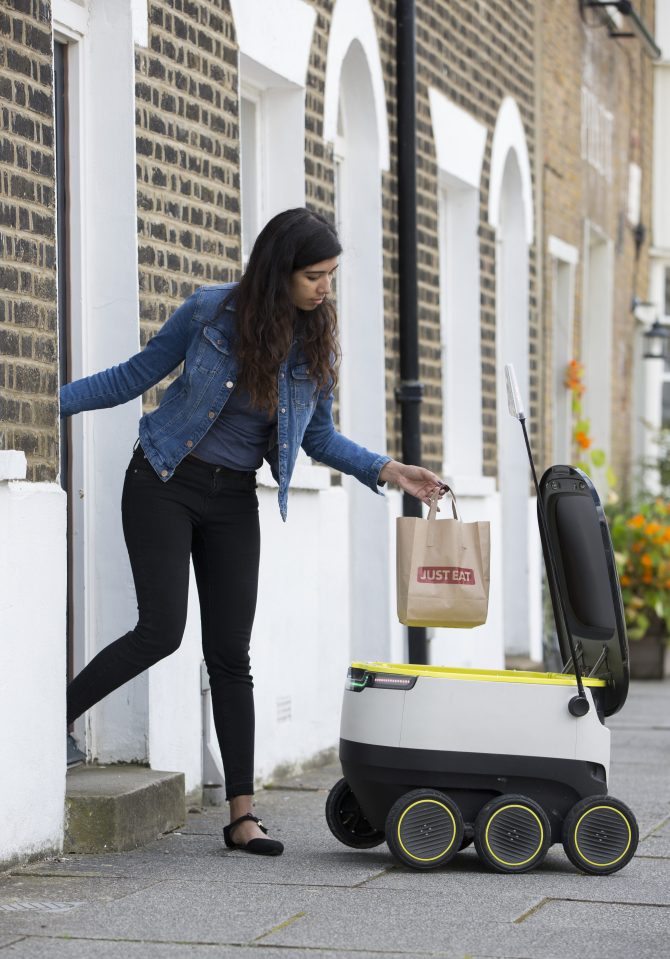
left=231, top=208, right=342, bottom=411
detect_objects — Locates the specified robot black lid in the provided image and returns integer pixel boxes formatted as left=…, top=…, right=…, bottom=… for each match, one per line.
left=538, top=465, right=629, bottom=716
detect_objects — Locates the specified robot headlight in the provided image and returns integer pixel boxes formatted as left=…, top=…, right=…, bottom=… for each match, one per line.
left=346, top=667, right=417, bottom=692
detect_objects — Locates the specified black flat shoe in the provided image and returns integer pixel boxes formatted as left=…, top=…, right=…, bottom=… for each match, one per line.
left=223, top=813, right=284, bottom=856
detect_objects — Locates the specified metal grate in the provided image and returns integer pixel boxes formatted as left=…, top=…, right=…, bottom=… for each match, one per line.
left=0, top=900, right=84, bottom=913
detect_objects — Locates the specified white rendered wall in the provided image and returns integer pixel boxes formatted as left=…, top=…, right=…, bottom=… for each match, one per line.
left=253, top=484, right=351, bottom=781
left=489, top=97, right=534, bottom=659
left=0, top=454, right=67, bottom=866
left=336, top=39, right=390, bottom=663
left=323, top=0, right=390, bottom=170
left=427, top=89, right=504, bottom=669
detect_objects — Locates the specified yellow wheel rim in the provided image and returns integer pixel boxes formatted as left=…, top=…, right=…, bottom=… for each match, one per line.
left=484, top=804, right=544, bottom=867
left=397, top=799, right=457, bottom=862
left=573, top=805, right=632, bottom=868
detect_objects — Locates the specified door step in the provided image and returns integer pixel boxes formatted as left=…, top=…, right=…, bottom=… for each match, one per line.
left=65, top=765, right=186, bottom=853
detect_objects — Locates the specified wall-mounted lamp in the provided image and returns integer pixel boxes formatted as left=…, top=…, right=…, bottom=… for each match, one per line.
left=642, top=319, right=670, bottom=361
left=579, top=1, right=661, bottom=60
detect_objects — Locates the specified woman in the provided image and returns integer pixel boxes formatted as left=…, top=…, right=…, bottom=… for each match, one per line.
left=61, top=208, right=444, bottom=856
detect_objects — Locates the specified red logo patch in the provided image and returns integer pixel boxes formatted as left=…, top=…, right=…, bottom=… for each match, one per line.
left=417, top=566, right=476, bottom=585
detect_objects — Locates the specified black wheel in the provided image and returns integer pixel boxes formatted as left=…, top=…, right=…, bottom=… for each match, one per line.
left=325, top=778, right=385, bottom=848
left=385, top=789, right=464, bottom=870
left=474, top=794, right=551, bottom=873
left=562, top=796, right=638, bottom=875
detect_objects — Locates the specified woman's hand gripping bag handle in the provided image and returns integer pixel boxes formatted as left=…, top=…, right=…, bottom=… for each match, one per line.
left=396, top=484, right=491, bottom=628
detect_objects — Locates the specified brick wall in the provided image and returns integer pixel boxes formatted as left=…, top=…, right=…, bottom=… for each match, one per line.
left=540, top=1, right=654, bottom=494
left=9, top=0, right=653, bottom=497
left=376, top=0, right=538, bottom=476
left=135, top=0, right=240, bottom=412
left=305, top=1, right=537, bottom=477
left=0, top=0, right=58, bottom=482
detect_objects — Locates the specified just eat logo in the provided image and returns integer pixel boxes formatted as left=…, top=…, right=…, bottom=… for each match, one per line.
left=417, top=566, right=476, bottom=585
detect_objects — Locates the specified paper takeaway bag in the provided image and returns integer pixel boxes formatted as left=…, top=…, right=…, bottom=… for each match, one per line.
left=396, top=486, right=490, bottom=628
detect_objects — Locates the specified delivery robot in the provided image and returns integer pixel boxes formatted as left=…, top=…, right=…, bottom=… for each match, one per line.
left=326, top=367, right=638, bottom=874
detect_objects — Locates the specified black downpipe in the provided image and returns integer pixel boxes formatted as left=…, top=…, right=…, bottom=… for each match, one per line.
left=395, top=0, right=427, bottom=664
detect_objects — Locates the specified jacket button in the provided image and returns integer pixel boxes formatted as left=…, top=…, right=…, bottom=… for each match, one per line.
left=279, top=372, right=285, bottom=379
left=226, top=380, right=234, bottom=389
left=208, top=411, right=216, bottom=419
left=280, top=407, right=286, bottom=414
left=283, top=443, right=288, bottom=449
left=161, top=469, right=168, bottom=477
left=186, top=440, right=193, bottom=448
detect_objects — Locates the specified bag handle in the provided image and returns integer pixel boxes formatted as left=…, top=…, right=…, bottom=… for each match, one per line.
left=428, top=483, right=460, bottom=522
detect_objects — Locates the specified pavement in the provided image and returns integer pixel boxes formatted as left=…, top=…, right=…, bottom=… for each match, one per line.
left=1, top=679, right=669, bottom=959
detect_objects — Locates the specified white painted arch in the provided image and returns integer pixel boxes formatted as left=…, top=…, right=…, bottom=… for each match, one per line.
left=228, top=0, right=316, bottom=87
left=323, top=0, right=390, bottom=171
left=488, top=96, right=533, bottom=245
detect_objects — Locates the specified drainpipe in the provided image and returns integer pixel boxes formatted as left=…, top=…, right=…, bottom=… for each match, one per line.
left=395, top=0, right=427, bottom=664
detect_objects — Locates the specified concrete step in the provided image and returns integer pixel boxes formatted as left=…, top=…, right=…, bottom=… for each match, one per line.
left=65, top=765, right=186, bottom=854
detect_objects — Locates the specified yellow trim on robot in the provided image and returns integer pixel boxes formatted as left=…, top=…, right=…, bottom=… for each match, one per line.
left=397, top=799, right=456, bottom=862
left=574, top=806, right=632, bottom=867
left=484, top=804, right=544, bottom=867
left=353, top=662, right=607, bottom=688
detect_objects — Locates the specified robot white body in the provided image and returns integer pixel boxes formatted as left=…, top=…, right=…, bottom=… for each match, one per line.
left=327, top=466, right=637, bottom=875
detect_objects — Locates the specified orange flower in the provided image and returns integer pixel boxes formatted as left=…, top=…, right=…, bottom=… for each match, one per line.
left=575, top=431, right=592, bottom=450
left=620, top=575, right=631, bottom=586
left=564, top=360, right=586, bottom=394
left=628, top=515, right=645, bottom=529
left=632, top=541, right=644, bottom=553
left=640, top=554, right=653, bottom=568
left=642, top=572, right=654, bottom=584
left=646, top=522, right=661, bottom=536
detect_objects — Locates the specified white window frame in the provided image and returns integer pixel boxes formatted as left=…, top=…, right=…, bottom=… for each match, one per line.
left=548, top=236, right=579, bottom=464
left=239, top=84, right=263, bottom=266
left=581, top=222, right=614, bottom=479
left=428, top=88, right=488, bottom=484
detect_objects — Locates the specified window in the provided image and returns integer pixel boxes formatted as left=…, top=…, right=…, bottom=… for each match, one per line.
left=237, top=55, right=306, bottom=260
left=239, top=90, right=262, bottom=265
left=548, top=237, right=578, bottom=463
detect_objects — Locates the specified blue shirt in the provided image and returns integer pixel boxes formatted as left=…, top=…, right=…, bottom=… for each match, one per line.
left=192, top=386, right=277, bottom=471
left=59, top=283, right=390, bottom=520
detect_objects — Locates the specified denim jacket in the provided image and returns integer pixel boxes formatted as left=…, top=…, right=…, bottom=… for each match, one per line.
left=59, top=283, right=390, bottom=520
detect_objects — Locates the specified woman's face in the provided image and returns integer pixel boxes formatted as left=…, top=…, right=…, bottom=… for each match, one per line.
left=289, top=257, right=339, bottom=311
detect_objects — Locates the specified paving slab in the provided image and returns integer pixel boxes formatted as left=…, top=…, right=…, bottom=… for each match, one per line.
left=0, top=880, right=311, bottom=945
left=638, top=816, right=670, bottom=858
left=0, top=939, right=435, bottom=959
left=371, top=846, right=670, bottom=904
left=0, top=875, right=157, bottom=904
left=4, top=680, right=669, bottom=959
left=518, top=896, right=669, bottom=931
left=0, top=937, right=24, bottom=949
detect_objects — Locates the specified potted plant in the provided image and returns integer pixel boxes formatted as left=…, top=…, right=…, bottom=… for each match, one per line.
left=607, top=498, right=670, bottom=679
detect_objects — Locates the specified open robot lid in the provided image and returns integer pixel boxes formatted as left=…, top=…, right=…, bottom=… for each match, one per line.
left=539, top=465, right=629, bottom=716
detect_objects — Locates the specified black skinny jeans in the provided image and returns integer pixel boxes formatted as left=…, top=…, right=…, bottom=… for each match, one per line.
left=67, top=445, right=260, bottom=799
